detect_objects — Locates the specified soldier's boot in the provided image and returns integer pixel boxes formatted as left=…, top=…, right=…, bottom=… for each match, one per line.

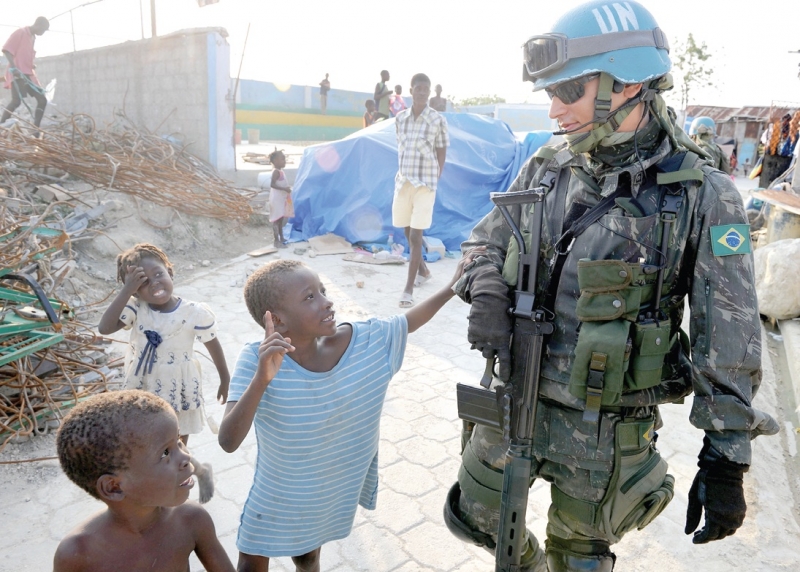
left=443, top=482, right=547, bottom=571
left=545, top=538, right=615, bottom=572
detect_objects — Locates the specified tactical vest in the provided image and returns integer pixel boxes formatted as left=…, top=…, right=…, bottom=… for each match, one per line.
left=501, top=144, right=704, bottom=421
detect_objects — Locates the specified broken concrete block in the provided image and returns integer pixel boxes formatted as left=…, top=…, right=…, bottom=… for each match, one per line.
left=755, top=238, right=800, bottom=319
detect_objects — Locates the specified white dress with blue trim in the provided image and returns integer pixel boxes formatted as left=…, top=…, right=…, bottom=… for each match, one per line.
left=119, top=297, right=217, bottom=434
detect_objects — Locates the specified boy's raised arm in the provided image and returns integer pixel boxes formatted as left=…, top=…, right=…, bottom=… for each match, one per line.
left=218, top=311, right=293, bottom=452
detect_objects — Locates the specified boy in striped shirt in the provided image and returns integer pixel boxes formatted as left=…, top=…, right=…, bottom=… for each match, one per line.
left=219, top=253, right=480, bottom=571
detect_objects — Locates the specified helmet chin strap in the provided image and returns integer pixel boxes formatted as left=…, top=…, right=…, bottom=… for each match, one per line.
left=556, top=73, right=644, bottom=154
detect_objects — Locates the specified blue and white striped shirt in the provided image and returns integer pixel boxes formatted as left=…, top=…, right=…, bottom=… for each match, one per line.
left=229, top=315, right=408, bottom=557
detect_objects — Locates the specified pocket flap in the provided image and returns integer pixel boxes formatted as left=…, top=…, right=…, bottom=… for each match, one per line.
left=636, top=324, right=671, bottom=357
left=577, top=288, right=642, bottom=322
left=577, top=259, right=634, bottom=293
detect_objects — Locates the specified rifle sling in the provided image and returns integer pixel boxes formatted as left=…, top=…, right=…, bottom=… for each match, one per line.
left=541, top=184, right=628, bottom=315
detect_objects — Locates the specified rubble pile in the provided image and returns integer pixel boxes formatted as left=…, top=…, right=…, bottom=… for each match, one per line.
left=0, top=113, right=254, bottom=221
left=0, top=219, right=119, bottom=452
left=0, top=113, right=259, bottom=452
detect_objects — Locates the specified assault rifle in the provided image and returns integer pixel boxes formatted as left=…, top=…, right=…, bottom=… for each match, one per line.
left=456, top=187, right=553, bottom=572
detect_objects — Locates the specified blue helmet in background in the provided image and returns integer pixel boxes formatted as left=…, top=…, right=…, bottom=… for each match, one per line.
left=523, top=0, right=671, bottom=91
left=689, top=116, right=716, bottom=136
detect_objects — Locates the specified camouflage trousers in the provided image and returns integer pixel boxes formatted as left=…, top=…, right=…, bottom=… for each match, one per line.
left=457, top=402, right=674, bottom=571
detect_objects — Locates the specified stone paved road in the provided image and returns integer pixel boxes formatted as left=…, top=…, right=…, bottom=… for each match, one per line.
left=2, top=247, right=798, bottom=571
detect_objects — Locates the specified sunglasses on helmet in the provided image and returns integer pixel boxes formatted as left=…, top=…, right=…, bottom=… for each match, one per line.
left=544, top=74, right=599, bottom=105
left=522, top=29, right=669, bottom=81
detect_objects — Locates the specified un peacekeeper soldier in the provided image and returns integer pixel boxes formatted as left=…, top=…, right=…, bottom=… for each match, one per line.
left=442, top=1, right=778, bottom=570
left=690, top=116, right=732, bottom=175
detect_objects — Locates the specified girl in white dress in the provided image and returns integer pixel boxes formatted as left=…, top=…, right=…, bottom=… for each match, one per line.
left=98, top=243, right=230, bottom=502
left=268, top=149, right=294, bottom=248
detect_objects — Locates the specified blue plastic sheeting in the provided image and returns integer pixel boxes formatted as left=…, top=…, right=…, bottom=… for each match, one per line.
left=289, top=113, right=552, bottom=251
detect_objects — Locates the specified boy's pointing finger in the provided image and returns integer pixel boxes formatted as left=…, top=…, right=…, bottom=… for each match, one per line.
left=264, top=311, right=274, bottom=337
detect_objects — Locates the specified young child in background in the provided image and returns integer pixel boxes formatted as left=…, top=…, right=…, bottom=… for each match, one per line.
left=268, top=149, right=294, bottom=249
left=389, top=84, right=407, bottom=117
left=54, top=390, right=235, bottom=572
left=98, top=243, right=230, bottom=503
left=363, top=98, right=377, bottom=128
left=218, top=250, right=481, bottom=572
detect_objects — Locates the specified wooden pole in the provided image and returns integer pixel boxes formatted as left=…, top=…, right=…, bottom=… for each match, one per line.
left=232, top=22, right=251, bottom=172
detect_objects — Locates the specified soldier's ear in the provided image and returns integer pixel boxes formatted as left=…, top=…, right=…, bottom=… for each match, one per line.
left=621, top=83, right=643, bottom=98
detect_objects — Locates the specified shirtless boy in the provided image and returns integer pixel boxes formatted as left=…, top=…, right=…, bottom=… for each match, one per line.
left=53, top=390, right=234, bottom=572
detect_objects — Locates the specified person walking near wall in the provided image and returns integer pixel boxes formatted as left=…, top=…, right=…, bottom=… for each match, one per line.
left=319, top=73, right=330, bottom=115
left=374, top=70, right=392, bottom=120
left=1, top=16, right=49, bottom=130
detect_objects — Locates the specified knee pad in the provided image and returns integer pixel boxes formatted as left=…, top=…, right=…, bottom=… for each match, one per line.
left=443, top=482, right=497, bottom=549
left=545, top=538, right=615, bottom=572
left=445, top=483, right=547, bottom=571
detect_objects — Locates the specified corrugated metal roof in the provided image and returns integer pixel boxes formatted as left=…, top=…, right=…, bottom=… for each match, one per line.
left=686, top=104, right=800, bottom=123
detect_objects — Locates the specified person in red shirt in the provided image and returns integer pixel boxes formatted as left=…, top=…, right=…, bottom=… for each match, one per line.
left=1, top=17, right=49, bottom=129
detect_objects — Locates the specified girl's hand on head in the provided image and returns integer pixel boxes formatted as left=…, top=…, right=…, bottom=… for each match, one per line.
left=448, top=246, right=487, bottom=287
left=256, top=310, right=294, bottom=383
left=122, top=265, right=147, bottom=292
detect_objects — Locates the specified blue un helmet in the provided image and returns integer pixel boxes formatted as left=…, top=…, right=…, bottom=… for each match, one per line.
left=522, top=1, right=672, bottom=152
left=689, top=116, right=716, bottom=136
left=523, top=0, right=670, bottom=90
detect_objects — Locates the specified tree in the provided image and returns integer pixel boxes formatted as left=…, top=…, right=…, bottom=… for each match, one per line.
left=455, top=94, right=507, bottom=107
left=673, top=33, right=715, bottom=110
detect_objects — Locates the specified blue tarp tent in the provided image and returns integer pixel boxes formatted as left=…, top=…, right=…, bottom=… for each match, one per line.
left=289, top=113, right=552, bottom=251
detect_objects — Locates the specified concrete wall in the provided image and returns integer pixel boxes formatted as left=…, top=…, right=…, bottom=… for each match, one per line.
left=34, top=28, right=233, bottom=170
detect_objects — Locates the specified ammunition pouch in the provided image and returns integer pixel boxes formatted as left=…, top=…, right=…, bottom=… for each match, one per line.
left=550, top=416, right=675, bottom=544
left=569, top=259, right=674, bottom=419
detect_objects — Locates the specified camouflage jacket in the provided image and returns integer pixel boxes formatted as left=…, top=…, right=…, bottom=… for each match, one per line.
left=457, top=137, right=776, bottom=465
left=696, top=135, right=732, bottom=175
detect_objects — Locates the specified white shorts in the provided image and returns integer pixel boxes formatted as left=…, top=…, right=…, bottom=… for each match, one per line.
left=392, top=180, right=435, bottom=230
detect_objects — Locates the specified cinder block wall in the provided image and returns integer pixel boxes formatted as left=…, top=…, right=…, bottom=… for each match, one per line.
left=35, top=28, right=233, bottom=170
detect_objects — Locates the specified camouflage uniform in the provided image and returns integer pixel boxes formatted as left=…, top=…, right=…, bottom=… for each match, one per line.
left=451, top=120, right=778, bottom=569
left=694, top=133, right=732, bottom=175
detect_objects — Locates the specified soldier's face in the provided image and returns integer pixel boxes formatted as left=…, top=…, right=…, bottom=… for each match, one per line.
left=548, top=75, right=601, bottom=134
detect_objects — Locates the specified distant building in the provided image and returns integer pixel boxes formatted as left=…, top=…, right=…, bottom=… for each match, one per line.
left=685, top=104, right=800, bottom=174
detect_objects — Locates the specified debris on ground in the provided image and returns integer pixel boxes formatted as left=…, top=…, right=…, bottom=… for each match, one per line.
left=0, top=112, right=269, bottom=455
left=0, top=112, right=254, bottom=221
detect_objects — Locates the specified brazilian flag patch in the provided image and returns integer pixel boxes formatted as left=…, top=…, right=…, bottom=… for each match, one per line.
left=710, top=224, right=751, bottom=256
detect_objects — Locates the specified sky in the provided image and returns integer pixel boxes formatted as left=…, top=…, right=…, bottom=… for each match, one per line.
left=2, top=0, right=799, bottom=110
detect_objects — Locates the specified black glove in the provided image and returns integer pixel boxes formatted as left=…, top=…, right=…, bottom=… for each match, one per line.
left=465, top=262, right=513, bottom=380
left=685, top=436, right=749, bottom=544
